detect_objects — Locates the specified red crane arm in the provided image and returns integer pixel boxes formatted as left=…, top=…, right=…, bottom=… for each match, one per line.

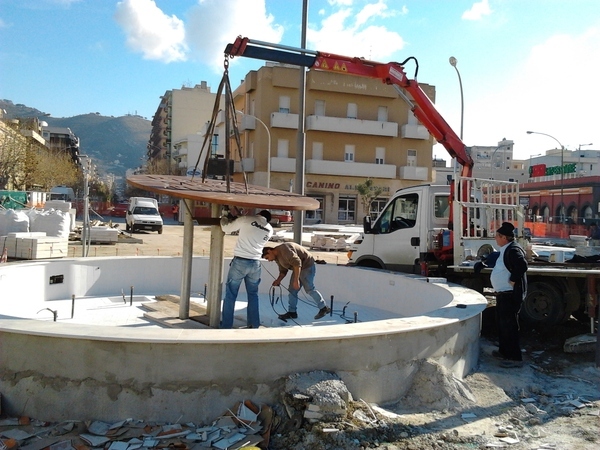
left=225, top=36, right=473, bottom=177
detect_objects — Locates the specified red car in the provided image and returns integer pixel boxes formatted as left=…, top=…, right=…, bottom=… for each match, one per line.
left=110, top=203, right=129, bottom=217
left=269, top=209, right=292, bottom=226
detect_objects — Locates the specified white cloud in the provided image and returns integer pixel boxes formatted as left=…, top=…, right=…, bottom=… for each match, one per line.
left=185, top=0, right=284, bottom=71
left=308, top=1, right=405, bottom=60
left=467, top=26, right=600, bottom=157
left=114, top=0, right=187, bottom=63
left=462, top=0, right=492, bottom=21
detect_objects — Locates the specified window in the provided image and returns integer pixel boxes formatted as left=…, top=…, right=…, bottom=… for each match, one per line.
left=434, top=195, right=450, bottom=219
left=375, top=147, right=385, bottom=165
left=370, top=197, right=388, bottom=220
left=312, top=142, right=323, bottom=160
left=315, top=100, right=325, bottom=116
left=338, top=196, right=356, bottom=222
left=407, top=149, right=417, bottom=167
left=347, top=103, right=357, bottom=119
left=305, top=196, right=324, bottom=224
left=211, top=134, right=219, bottom=157
left=377, top=106, right=388, bottom=122
left=345, top=145, right=355, bottom=162
left=279, top=96, right=290, bottom=113
left=407, top=110, right=418, bottom=126
left=277, top=139, right=289, bottom=158
left=372, top=193, right=418, bottom=234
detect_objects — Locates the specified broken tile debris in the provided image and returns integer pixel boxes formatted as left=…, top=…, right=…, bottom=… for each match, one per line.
left=0, top=401, right=272, bottom=450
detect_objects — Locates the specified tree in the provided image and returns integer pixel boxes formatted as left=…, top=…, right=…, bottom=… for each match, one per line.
left=356, top=179, right=384, bottom=218
left=0, top=123, right=28, bottom=190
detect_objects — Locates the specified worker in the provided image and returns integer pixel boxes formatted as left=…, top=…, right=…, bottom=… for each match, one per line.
left=262, top=242, right=330, bottom=321
left=489, top=222, right=528, bottom=368
left=220, top=209, right=273, bottom=329
left=172, top=203, right=179, bottom=221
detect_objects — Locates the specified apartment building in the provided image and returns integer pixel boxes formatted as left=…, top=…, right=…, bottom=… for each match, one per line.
left=221, top=63, right=436, bottom=225
left=148, top=82, right=222, bottom=174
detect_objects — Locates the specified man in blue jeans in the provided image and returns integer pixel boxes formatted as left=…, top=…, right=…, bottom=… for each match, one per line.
left=220, top=210, right=273, bottom=328
left=262, top=242, right=330, bottom=320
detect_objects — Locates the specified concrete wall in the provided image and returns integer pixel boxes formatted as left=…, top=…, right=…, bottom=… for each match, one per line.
left=0, top=257, right=485, bottom=423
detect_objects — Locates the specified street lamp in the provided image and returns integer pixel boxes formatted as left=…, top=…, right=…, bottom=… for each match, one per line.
left=489, top=144, right=506, bottom=179
left=236, top=110, right=272, bottom=188
left=577, top=143, right=593, bottom=176
left=448, top=57, right=464, bottom=140
left=527, top=130, right=565, bottom=223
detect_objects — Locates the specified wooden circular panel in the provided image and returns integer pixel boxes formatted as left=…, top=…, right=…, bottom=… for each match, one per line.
left=127, top=175, right=320, bottom=210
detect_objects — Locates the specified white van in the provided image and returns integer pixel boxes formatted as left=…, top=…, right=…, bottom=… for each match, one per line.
left=126, top=197, right=163, bottom=234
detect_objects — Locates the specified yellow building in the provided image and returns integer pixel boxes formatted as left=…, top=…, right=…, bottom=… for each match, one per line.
left=229, top=64, right=436, bottom=225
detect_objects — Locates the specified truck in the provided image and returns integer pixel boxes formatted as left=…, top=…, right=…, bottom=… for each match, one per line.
left=224, top=36, right=599, bottom=326
left=126, top=197, right=163, bottom=234
left=49, top=186, right=75, bottom=202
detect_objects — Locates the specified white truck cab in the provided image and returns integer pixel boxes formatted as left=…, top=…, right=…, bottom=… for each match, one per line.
left=348, top=184, right=451, bottom=273
left=126, top=197, right=163, bottom=234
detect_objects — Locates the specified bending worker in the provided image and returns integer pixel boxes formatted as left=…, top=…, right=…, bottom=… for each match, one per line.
left=262, top=242, right=330, bottom=321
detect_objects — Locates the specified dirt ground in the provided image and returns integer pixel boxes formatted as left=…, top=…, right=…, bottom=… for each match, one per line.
left=67, top=223, right=600, bottom=449
left=69, top=221, right=347, bottom=265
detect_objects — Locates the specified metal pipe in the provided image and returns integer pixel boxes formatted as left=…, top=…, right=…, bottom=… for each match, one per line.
left=71, top=294, right=75, bottom=319
left=37, top=308, right=57, bottom=322
left=354, top=311, right=358, bottom=323
left=329, top=295, right=334, bottom=316
left=130, top=286, right=134, bottom=306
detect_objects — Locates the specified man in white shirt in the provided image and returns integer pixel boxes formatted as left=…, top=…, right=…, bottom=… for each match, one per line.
left=490, top=222, right=528, bottom=368
left=220, top=209, right=273, bottom=328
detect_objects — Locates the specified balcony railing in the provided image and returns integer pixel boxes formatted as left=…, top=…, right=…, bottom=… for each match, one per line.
left=305, top=115, right=398, bottom=137
left=401, top=124, right=429, bottom=140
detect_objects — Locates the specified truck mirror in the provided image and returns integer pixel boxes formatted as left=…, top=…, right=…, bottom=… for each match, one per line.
left=363, top=215, right=372, bottom=233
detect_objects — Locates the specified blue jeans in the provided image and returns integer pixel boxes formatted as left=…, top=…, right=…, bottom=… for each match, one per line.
left=221, top=257, right=261, bottom=328
left=288, top=264, right=326, bottom=312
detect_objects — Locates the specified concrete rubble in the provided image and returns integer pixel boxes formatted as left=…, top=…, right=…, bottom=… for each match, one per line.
left=2, top=364, right=599, bottom=449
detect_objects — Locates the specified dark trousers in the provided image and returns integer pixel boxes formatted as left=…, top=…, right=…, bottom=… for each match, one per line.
left=495, top=291, right=523, bottom=361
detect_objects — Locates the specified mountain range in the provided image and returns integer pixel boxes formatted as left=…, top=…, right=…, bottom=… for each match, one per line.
left=0, top=99, right=151, bottom=182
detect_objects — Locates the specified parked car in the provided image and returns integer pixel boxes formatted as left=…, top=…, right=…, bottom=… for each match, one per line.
left=269, top=209, right=292, bottom=226
left=109, top=202, right=129, bottom=218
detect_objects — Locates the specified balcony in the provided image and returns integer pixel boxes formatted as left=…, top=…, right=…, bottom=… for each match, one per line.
left=307, top=160, right=396, bottom=178
left=234, top=158, right=255, bottom=172
left=401, top=124, right=429, bottom=140
left=270, top=157, right=396, bottom=178
left=271, top=112, right=299, bottom=129
left=239, top=115, right=256, bottom=131
left=306, top=115, right=398, bottom=137
left=399, top=165, right=428, bottom=181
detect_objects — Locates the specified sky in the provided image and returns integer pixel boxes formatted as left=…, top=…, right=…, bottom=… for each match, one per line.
left=1, top=0, right=599, bottom=162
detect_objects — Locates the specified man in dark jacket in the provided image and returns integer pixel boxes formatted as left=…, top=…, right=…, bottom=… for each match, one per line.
left=490, top=222, right=528, bottom=368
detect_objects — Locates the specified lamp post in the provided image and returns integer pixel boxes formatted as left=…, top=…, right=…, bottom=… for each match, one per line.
left=448, top=57, right=464, bottom=140
left=449, top=57, right=464, bottom=182
left=527, top=130, right=565, bottom=223
left=489, top=144, right=505, bottom=180
left=236, top=110, right=271, bottom=188
left=577, top=143, right=593, bottom=176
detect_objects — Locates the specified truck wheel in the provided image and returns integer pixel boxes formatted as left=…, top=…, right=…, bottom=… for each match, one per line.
left=126, top=222, right=130, bottom=232
left=158, top=227, right=163, bottom=235
left=357, top=260, right=383, bottom=269
left=520, top=281, right=567, bottom=325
